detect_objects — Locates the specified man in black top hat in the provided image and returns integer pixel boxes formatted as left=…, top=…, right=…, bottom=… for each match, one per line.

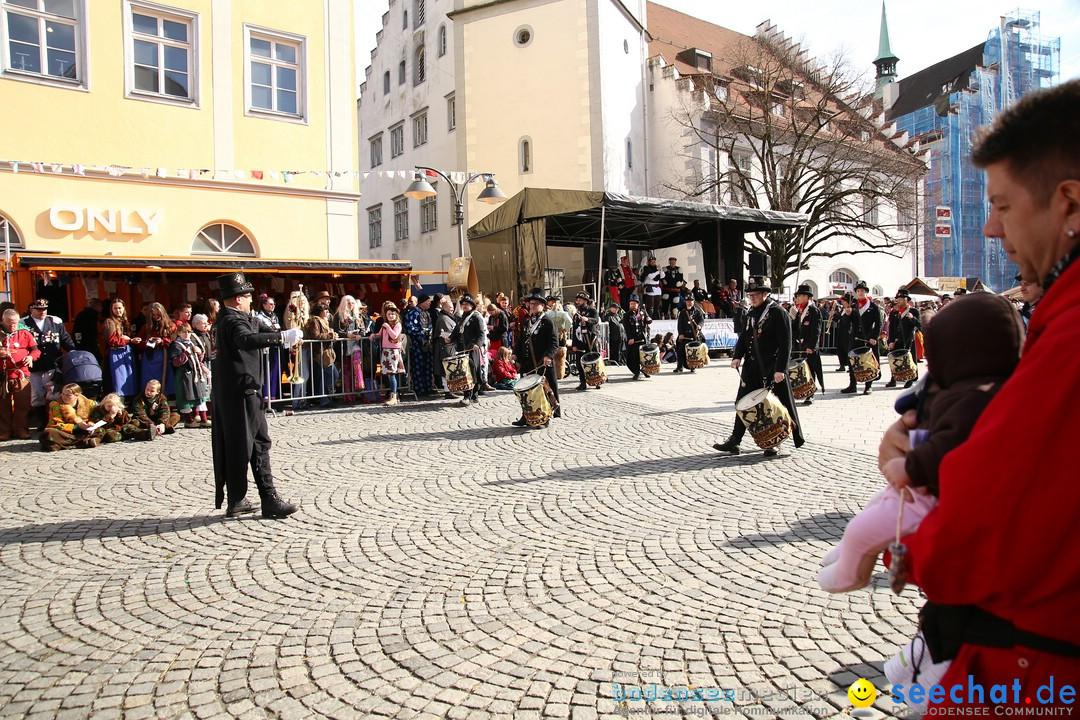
left=513, top=289, right=560, bottom=426
left=621, top=294, right=652, bottom=380
left=660, top=257, right=685, bottom=319
left=713, top=276, right=805, bottom=457
left=790, top=283, right=824, bottom=404
left=211, top=272, right=303, bottom=519
left=674, top=294, right=705, bottom=373
left=450, top=293, right=485, bottom=406
left=885, top=288, right=921, bottom=388
left=840, top=280, right=882, bottom=395
left=572, top=291, right=600, bottom=390
left=603, top=301, right=625, bottom=365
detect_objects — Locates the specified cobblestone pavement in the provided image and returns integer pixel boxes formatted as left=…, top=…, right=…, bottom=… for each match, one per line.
left=0, top=353, right=924, bottom=720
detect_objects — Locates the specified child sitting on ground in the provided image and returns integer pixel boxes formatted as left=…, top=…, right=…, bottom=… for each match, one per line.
left=491, top=346, right=519, bottom=390
left=130, top=379, right=180, bottom=439
left=817, top=293, right=1024, bottom=592
left=41, top=383, right=99, bottom=451
left=89, top=393, right=140, bottom=443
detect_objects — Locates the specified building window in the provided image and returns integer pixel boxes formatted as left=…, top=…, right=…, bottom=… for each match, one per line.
left=862, top=184, right=879, bottom=224
left=626, top=138, right=632, bottom=169
left=127, top=3, right=196, bottom=101
left=2, top=0, right=84, bottom=84
left=413, top=45, right=425, bottom=85
left=0, top=214, right=22, bottom=249
left=246, top=29, right=303, bottom=118
left=397, top=59, right=405, bottom=85
left=369, top=135, right=383, bottom=168
left=191, top=223, right=256, bottom=256
left=733, top=151, right=751, bottom=171
left=382, top=70, right=390, bottom=94
left=447, top=94, right=455, bottom=131
left=438, top=24, right=447, bottom=57
left=402, top=9, right=407, bottom=30
left=829, top=269, right=855, bottom=286
left=519, top=137, right=532, bottom=173
left=367, top=206, right=382, bottom=249
left=389, top=122, right=404, bottom=158
left=412, top=110, right=427, bottom=147
left=414, top=0, right=425, bottom=28
left=393, top=196, right=408, bottom=242
left=420, top=183, right=437, bottom=233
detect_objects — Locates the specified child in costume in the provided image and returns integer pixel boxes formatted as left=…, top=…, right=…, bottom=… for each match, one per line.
left=817, top=293, right=1023, bottom=592
left=89, top=393, right=141, bottom=443
left=170, top=322, right=210, bottom=427
left=131, top=379, right=181, bottom=439
left=41, top=383, right=99, bottom=451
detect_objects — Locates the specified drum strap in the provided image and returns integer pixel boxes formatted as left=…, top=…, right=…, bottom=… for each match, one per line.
left=920, top=602, right=1080, bottom=663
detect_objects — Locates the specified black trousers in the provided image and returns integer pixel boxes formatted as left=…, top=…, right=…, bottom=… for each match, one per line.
left=230, top=394, right=273, bottom=505
left=728, top=369, right=805, bottom=446
left=805, top=350, right=825, bottom=392
left=626, top=341, right=643, bottom=376
left=619, top=287, right=635, bottom=314
left=676, top=338, right=689, bottom=370
left=465, top=349, right=481, bottom=400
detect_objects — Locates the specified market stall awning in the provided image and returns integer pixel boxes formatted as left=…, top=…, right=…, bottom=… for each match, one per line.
left=467, top=188, right=808, bottom=294
left=15, top=254, right=412, bottom=274
left=901, top=277, right=941, bottom=297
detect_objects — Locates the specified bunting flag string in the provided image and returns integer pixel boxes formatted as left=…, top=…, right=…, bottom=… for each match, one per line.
left=0, top=158, right=484, bottom=186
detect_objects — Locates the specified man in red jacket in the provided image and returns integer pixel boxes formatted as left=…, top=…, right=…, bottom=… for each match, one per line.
left=880, top=79, right=1080, bottom=707
left=0, top=308, right=41, bottom=440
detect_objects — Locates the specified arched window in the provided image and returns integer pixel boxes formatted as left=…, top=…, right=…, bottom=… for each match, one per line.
left=402, top=9, right=408, bottom=29
left=872, top=285, right=883, bottom=297
left=191, top=223, right=256, bottom=256
left=383, top=70, right=390, bottom=94
left=438, top=24, right=447, bottom=57
left=829, top=269, right=855, bottom=287
left=519, top=137, right=532, bottom=173
left=414, top=46, right=426, bottom=85
left=398, top=59, right=406, bottom=85
left=0, top=214, right=22, bottom=249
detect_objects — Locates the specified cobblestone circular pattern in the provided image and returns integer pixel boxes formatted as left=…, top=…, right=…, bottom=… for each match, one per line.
left=0, top=364, right=920, bottom=719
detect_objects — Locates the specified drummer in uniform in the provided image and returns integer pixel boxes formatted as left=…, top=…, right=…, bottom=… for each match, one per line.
left=840, top=280, right=882, bottom=395
left=713, top=276, right=805, bottom=457
left=571, top=292, right=600, bottom=391
left=512, top=289, right=560, bottom=426
left=621, top=295, right=652, bottom=380
left=790, top=284, right=824, bottom=404
left=674, top=294, right=705, bottom=373
left=885, top=288, right=921, bottom=388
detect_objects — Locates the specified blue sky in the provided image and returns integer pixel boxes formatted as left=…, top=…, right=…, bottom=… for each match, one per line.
left=355, top=0, right=1079, bottom=90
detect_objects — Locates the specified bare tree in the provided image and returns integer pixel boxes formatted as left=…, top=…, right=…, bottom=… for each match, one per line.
left=660, top=31, right=926, bottom=289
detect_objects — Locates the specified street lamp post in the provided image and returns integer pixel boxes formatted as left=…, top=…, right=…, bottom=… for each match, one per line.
left=404, top=166, right=508, bottom=258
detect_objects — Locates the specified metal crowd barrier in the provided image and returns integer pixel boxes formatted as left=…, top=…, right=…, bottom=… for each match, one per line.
left=259, top=335, right=417, bottom=411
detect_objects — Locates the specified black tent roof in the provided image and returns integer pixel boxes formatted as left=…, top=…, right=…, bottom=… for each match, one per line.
left=886, top=42, right=987, bottom=121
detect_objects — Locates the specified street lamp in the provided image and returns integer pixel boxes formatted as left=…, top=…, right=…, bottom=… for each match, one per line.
left=404, top=167, right=508, bottom=258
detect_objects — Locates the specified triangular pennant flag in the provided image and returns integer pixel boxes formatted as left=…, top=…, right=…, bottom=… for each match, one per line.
left=31, top=162, right=44, bottom=173
left=269, top=170, right=281, bottom=180
left=141, top=168, right=152, bottom=178
left=156, top=167, right=168, bottom=178
left=10, top=161, right=18, bottom=174
left=252, top=170, right=264, bottom=180
left=73, top=164, right=85, bottom=176
left=233, top=169, right=246, bottom=179
left=188, top=169, right=199, bottom=179
left=424, top=169, right=438, bottom=178
left=51, top=164, right=63, bottom=174
left=283, top=172, right=293, bottom=183
left=362, top=172, right=370, bottom=180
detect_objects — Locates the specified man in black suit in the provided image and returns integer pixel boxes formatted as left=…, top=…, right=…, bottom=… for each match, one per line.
left=621, top=295, right=652, bottom=380
left=602, top=302, right=625, bottom=365
left=674, top=295, right=705, bottom=373
left=885, top=288, right=921, bottom=388
left=790, top=284, right=824, bottom=404
left=513, top=288, right=560, bottom=426
left=571, top=292, right=600, bottom=391
left=713, top=276, right=805, bottom=457
left=211, top=272, right=302, bottom=519
left=840, top=280, right=882, bottom=395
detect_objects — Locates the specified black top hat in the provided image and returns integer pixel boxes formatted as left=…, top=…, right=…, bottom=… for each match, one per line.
left=745, top=276, right=771, bottom=293
left=841, top=293, right=854, bottom=304
left=216, top=272, right=255, bottom=299
left=895, top=288, right=911, bottom=299
left=416, top=293, right=430, bottom=304
left=545, top=294, right=559, bottom=302
left=575, top=291, right=590, bottom=302
left=854, top=280, right=869, bottom=292
left=459, top=294, right=476, bottom=307
left=523, top=288, right=546, bottom=304
left=794, top=284, right=814, bottom=297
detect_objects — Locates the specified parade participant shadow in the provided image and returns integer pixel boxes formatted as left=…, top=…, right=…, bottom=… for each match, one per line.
left=485, top=451, right=723, bottom=487
left=0, top=515, right=224, bottom=545
left=721, top=510, right=853, bottom=547
left=316, top=425, right=525, bottom=445
left=643, top=403, right=737, bottom=416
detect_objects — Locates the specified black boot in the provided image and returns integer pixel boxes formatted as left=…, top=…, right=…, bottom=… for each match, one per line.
left=802, top=397, right=813, bottom=406
left=712, top=438, right=741, bottom=454
left=226, top=498, right=257, bottom=517
left=863, top=382, right=873, bottom=395
left=511, top=416, right=528, bottom=427
left=763, top=447, right=779, bottom=457
left=904, top=379, right=914, bottom=389
left=258, top=483, right=298, bottom=519
left=885, top=379, right=897, bottom=388
left=576, top=383, right=587, bottom=391
left=840, top=383, right=857, bottom=394
left=553, top=408, right=561, bottom=418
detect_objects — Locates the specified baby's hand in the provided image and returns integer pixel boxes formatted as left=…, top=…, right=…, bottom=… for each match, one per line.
left=882, top=457, right=911, bottom=495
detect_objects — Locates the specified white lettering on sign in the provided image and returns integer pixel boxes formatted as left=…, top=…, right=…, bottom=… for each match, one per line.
left=48, top=206, right=163, bottom=236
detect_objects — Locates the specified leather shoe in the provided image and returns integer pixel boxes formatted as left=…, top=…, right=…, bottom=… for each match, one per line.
left=261, top=491, right=298, bottom=519
left=885, top=380, right=897, bottom=388
left=226, top=498, right=257, bottom=517
left=904, top=379, right=914, bottom=389
left=712, top=439, right=741, bottom=454
left=511, top=417, right=527, bottom=427
left=763, top=448, right=779, bottom=457
left=863, top=383, right=873, bottom=395
left=576, top=384, right=587, bottom=391
left=802, top=398, right=813, bottom=406
left=553, top=408, right=562, bottom=418
left=840, top=385, right=857, bottom=394
left=834, top=367, right=847, bottom=372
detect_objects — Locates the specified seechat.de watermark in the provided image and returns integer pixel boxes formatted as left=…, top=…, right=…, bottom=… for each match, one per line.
left=891, top=676, right=1075, bottom=716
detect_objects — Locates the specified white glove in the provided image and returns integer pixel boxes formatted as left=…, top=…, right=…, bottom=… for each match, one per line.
left=280, top=327, right=303, bottom=348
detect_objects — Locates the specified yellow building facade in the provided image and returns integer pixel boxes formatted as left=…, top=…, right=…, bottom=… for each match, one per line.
left=0, top=0, right=368, bottom=311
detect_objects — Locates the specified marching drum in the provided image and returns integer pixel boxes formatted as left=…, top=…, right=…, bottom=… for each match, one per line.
left=640, top=343, right=661, bottom=375
left=514, top=374, right=556, bottom=427
left=735, top=388, right=793, bottom=449
left=848, top=347, right=880, bottom=383
left=888, top=349, right=918, bottom=383
left=786, top=357, right=816, bottom=400
left=442, top=352, right=475, bottom=393
left=580, top=351, right=607, bottom=388
left=686, top=341, right=709, bottom=369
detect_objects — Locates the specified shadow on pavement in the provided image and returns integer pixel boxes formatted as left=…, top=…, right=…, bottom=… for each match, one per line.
left=720, top=510, right=853, bottom=546
left=316, top=425, right=527, bottom=445
left=0, top=515, right=224, bottom=545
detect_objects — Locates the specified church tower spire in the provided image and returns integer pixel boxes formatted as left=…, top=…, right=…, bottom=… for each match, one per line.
left=874, top=1, right=899, bottom=100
